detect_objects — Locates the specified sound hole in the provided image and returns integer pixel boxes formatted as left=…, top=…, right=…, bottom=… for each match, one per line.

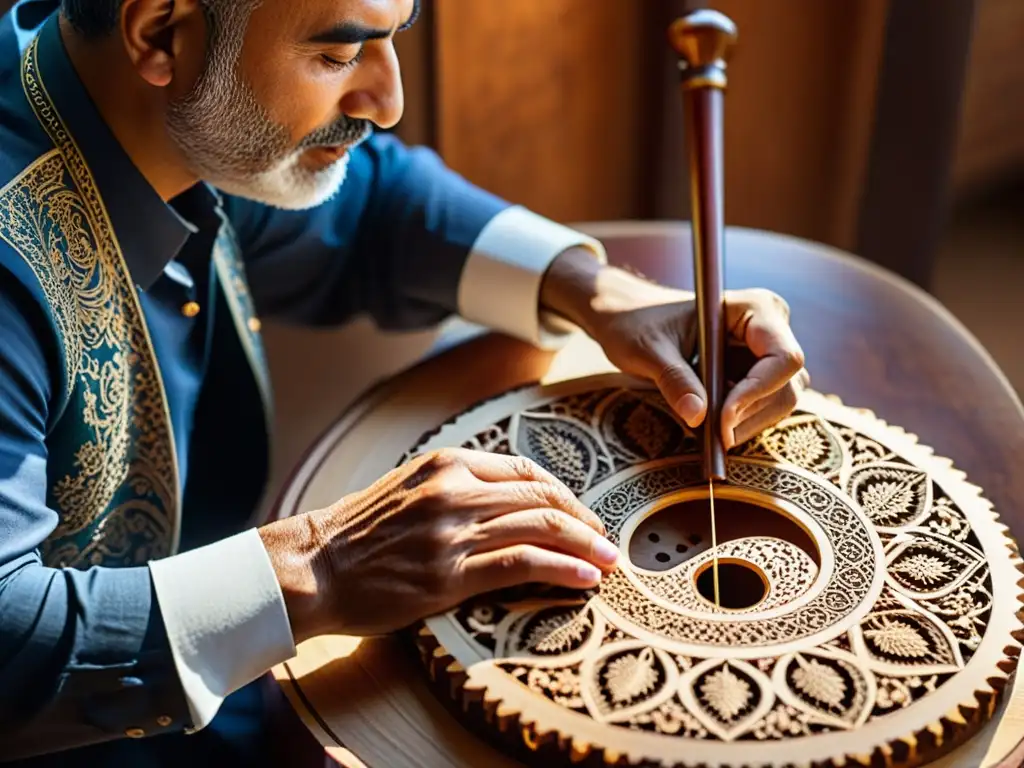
left=694, top=560, right=768, bottom=610
left=628, top=496, right=820, bottom=572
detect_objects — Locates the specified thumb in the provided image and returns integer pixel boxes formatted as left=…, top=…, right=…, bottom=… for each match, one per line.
left=649, top=343, right=707, bottom=428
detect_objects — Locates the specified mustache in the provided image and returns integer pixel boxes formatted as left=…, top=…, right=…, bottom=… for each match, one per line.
left=299, top=114, right=373, bottom=149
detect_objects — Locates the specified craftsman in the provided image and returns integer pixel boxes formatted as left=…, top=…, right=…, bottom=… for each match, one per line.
left=0, top=0, right=809, bottom=765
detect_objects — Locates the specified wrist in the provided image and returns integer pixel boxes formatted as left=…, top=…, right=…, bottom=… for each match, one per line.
left=540, top=247, right=693, bottom=336
left=258, top=517, right=325, bottom=645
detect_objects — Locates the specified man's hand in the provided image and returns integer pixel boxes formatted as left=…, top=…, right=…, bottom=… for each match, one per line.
left=541, top=247, right=809, bottom=450
left=258, top=448, right=618, bottom=644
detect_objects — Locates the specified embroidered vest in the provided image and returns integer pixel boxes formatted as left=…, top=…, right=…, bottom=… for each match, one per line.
left=0, top=37, right=273, bottom=568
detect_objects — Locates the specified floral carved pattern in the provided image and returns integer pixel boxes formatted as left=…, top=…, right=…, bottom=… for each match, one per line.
left=406, top=378, right=1023, bottom=768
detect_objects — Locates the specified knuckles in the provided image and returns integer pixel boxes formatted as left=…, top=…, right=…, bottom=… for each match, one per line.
left=416, top=473, right=462, bottom=510
left=406, top=449, right=471, bottom=511
left=782, top=346, right=806, bottom=374
left=537, top=508, right=567, bottom=536
left=732, top=288, right=794, bottom=326
left=505, top=454, right=540, bottom=482
left=494, top=545, right=529, bottom=576
left=416, top=448, right=461, bottom=475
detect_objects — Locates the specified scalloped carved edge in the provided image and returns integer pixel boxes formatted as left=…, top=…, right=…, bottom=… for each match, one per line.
left=406, top=379, right=1024, bottom=768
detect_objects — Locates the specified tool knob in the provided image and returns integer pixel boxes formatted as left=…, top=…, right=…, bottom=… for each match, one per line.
left=668, top=9, right=737, bottom=90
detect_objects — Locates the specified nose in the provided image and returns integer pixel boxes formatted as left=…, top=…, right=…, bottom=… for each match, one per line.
left=340, top=42, right=405, bottom=130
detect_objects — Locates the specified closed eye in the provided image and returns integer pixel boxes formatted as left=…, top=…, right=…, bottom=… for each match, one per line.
left=321, top=48, right=364, bottom=70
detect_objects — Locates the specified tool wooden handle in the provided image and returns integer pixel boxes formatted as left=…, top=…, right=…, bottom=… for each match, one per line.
left=668, top=10, right=737, bottom=482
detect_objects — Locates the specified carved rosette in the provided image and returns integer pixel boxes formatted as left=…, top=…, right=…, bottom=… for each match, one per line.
left=404, top=374, right=1024, bottom=768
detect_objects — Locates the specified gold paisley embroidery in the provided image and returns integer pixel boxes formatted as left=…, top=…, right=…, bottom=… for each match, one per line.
left=0, top=37, right=180, bottom=566
left=0, top=151, right=81, bottom=384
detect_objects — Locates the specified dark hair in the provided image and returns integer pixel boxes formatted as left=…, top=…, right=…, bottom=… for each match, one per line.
left=61, top=0, right=123, bottom=38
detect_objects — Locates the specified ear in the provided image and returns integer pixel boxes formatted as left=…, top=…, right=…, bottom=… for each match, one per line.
left=120, top=0, right=204, bottom=88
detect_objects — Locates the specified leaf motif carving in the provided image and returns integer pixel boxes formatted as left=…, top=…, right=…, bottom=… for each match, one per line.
left=853, top=605, right=964, bottom=676
left=579, top=641, right=679, bottom=724
left=526, top=611, right=592, bottom=654
left=700, top=664, right=752, bottom=722
left=679, top=658, right=774, bottom=742
left=510, top=414, right=599, bottom=494
left=598, top=390, right=686, bottom=462
left=496, top=604, right=603, bottom=660
left=893, top=554, right=953, bottom=586
left=862, top=481, right=916, bottom=523
left=758, top=416, right=844, bottom=477
left=606, top=647, right=659, bottom=703
left=781, top=424, right=829, bottom=466
left=622, top=404, right=672, bottom=458
left=863, top=616, right=930, bottom=658
left=773, top=648, right=876, bottom=730
left=848, top=464, right=932, bottom=529
left=791, top=655, right=846, bottom=709
left=885, top=532, right=983, bottom=599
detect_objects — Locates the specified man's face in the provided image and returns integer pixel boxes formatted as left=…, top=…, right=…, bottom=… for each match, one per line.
left=165, top=0, right=414, bottom=210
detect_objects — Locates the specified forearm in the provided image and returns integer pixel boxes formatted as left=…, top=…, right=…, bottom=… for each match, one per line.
left=539, top=247, right=695, bottom=337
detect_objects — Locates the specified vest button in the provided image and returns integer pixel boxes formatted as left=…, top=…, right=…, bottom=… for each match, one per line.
left=182, top=301, right=201, bottom=318
left=125, top=727, right=146, bottom=738
left=156, top=715, right=173, bottom=727
left=247, top=317, right=262, bottom=333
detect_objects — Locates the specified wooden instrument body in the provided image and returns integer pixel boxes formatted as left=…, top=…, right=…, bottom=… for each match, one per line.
left=268, top=224, right=1024, bottom=767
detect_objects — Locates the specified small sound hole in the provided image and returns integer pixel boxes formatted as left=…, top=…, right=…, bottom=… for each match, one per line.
left=695, top=561, right=767, bottom=610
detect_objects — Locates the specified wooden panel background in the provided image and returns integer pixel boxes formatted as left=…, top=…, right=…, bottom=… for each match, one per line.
left=952, top=0, right=1024, bottom=199
left=433, top=0, right=652, bottom=224
left=428, top=0, right=890, bottom=254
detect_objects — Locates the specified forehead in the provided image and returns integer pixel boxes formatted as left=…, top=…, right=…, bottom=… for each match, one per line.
left=246, top=0, right=417, bottom=39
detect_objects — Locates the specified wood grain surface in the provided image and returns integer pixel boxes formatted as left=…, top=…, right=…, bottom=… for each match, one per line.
left=267, top=224, right=1024, bottom=767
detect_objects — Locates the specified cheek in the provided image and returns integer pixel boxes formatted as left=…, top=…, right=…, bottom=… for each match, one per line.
left=241, top=56, right=347, bottom=143
left=169, top=14, right=217, bottom=101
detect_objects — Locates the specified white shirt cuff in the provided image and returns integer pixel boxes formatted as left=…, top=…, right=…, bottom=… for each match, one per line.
left=457, top=206, right=607, bottom=350
left=148, top=529, right=296, bottom=732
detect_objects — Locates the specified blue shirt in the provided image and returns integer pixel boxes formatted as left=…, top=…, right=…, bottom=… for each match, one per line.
left=0, top=2, right=518, bottom=762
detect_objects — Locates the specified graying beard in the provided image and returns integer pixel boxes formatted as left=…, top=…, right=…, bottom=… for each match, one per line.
left=166, top=0, right=289, bottom=178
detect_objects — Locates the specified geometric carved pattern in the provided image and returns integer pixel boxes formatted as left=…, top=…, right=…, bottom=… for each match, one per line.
left=404, top=374, right=1024, bottom=767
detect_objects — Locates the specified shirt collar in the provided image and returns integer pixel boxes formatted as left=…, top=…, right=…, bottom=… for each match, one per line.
left=28, top=10, right=218, bottom=290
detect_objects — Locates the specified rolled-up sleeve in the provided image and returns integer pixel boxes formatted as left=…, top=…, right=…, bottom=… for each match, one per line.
left=223, top=132, right=605, bottom=348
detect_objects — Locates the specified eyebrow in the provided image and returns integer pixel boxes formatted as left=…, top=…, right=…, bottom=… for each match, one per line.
left=309, top=1, right=420, bottom=45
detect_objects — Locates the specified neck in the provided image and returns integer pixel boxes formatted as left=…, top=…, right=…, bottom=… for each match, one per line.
left=59, top=17, right=199, bottom=202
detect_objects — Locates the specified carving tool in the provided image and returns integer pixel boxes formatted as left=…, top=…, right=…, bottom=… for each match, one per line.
left=669, top=9, right=737, bottom=607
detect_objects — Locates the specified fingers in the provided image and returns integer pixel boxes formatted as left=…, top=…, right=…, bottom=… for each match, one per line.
left=461, top=544, right=606, bottom=595
left=476, top=480, right=605, bottom=536
left=423, top=449, right=605, bottom=535
left=452, top=448, right=556, bottom=483
left=721, top=316, right=805, bottom=433
left=655, top=361, right=707, bottom=428
left=470, top=508, right=619, bottom=572
left=723, top=373, right=808, bottom=449
left=643, top=338, right=707, bottom=428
